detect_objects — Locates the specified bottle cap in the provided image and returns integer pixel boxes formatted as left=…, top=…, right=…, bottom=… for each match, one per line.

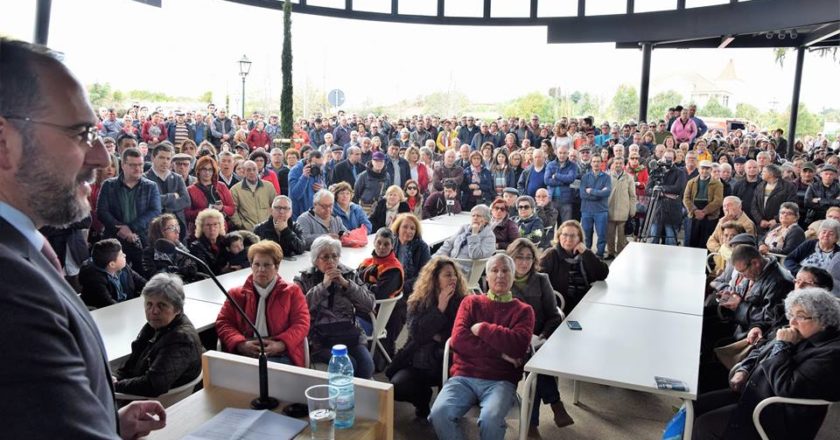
left=331, top=344, right=348, bottom=356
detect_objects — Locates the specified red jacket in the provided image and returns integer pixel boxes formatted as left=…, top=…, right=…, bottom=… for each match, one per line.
left=141, top=121, right=168, bottom=143
left=186, top=182, right=236, bottom=236
left=449, top=294, right=534, bottom=384
left=247, top=129, right=271, bottom=150
left=216, top=275, right=310, bottom=367
left=412, top=162, right=430, bottom=194
left=626, top=165, right=649, bottom=199
left=260, top=169, right=281, bottom=195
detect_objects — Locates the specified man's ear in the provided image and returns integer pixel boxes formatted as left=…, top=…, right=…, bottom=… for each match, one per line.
left=0, top=117, right=19, bottom=170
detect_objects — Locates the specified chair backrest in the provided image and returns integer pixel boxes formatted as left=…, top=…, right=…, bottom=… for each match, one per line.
left=452, top=258, right=489, bottom=292
left=753, top=396, right=835, bottom=440
left=442, top=337, right=453, bottom=385
left=553, top=290, right=567, bottom=314
left=368, top=293, right=403, bottom=342
left=115, top=371, right=203, bottom=408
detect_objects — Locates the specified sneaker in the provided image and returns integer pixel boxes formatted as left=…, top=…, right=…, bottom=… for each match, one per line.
left=551, top=401, right=575, bottom=428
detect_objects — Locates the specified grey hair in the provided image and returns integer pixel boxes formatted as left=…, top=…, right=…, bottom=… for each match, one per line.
left=784, top=287, right=840, bottom=329
left=723, top=195, right=742, bottom=207
left=471, top=204, right=491, bottom=222
left=818, top=218, right=840, bottom=237
left=485, top=253, right=514, bottom=275
left=347, top=146, right=361, bottom=155
left=720, top=163, right=732, bottom=172
left=313, top=189, right=334, bottom=205
left=310, top=236, right=342, bottom=265
left=764, top=163, right=782, bottom=179
left=142, top=273, right=185, bottom=313
left=516, top=195, right=536, bottom=209
left=272, top=195, right=292, bottom=208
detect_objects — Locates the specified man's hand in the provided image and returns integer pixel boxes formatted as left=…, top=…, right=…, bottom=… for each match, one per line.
left=116, top=225, right=133, bottom=239
left=501, top=353, right=522, bottom=368
left=118, top=400, right=166, bottom=440
left=746, top=327, right=763, bottom=345
left=313, top=183, right=323, bottom=192
left=302, top=164, right=311, bottom=177
left=729, top=371, right=748, bottom=393
left=274, top=219, right=288, bottom=232
left=694, top=209, right=705, bottom=219
left=720, top=293, right=742, bottom=311
left=470, top=322, right=483, bottom=336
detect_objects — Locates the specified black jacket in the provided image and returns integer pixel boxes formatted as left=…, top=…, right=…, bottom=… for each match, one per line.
left=732, top=179, right=762, bottom=224
left=732, top=259, right=794, bottom=339
left=538, top=245, right=609, bottom=314
left=115, top=314, right=204, bottom=397
left=385, top=157, right=411, bottom=189
left=649, top=166, right=687, bottom=226
left=804, top=180, right=840, bottom=223
left=369, top=200, right=410, bottom=232
left=749, top=179, right=797, bottom=233
left=511, top=272, right=562, bottom=338
left=331, top=159, right=366, bottom=188
left=187, top=236, right=229, bottom=275
left=141, top=242, right=201, bottom=282
left=253, top=217, right=306, bottom=257
left=78, top=260, right=147, bottom=309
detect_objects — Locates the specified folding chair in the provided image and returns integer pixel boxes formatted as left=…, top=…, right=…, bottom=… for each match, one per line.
left=753, top=396, right=835, bottom=440
left=366, top=293, right=404, bottom=364
left=452, top=257, right=490, bottom=293
left=115, top=371, right=203, bottom=408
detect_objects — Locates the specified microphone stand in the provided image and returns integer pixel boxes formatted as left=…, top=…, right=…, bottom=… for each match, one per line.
left=157, top=240, right=278, bottom=410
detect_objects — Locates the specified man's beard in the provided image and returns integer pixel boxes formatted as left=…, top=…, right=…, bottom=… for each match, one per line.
left=16, top=140, right=94, bottom=226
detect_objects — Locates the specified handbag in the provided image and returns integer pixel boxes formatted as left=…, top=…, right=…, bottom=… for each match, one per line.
left=340, top=226, right=368, bottom=248
left=714, top=338, right=754, bottom=370
left=314, top=321, right=362, bottom=348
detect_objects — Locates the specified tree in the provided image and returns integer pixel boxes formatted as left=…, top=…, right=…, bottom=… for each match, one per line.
left=280, top=0, right=294, bottom=137
left=647, top=90, right=683, bottom=122
left=421, top=91, right=469, bottom=116
left=570, top=90, right=582, bottom=104
left=199, top=91, right=213, bottom=103
left=608, top=84, right=638, bottom=123
left=701, top=97, right=733, bottom=118
left=88, top=82, right=112, bottom=108
left=769, top=104, right=823, bottom=138
left=503, top=92, right=553, bottom=122
left=735, top=103, right=761, bottom=123
left=576, top=93, right=604, bottom=121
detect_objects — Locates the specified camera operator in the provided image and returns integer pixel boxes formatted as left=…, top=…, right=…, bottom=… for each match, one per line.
left=289, top=150, right=327, bottom=220
left=646, top=150, right=687, bottom=245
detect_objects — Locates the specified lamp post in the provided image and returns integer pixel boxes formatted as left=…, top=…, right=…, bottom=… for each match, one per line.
left=238, top=55, right=252, bottom=119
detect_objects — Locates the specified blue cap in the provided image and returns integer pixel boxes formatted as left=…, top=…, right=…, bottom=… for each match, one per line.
left=331, top=344, right=348, bottom=356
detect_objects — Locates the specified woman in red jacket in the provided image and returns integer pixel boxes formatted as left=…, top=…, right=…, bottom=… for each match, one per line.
left=246, top=121, right=271, bottom=150
left=405, top=146, right=430, bottom=194
left=186, top=156, right=235, bottom=237
left=216, top=240, right=310, bottom=367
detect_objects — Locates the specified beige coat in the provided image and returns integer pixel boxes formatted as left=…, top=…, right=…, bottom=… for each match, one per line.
left=683, top=176, right=724, bottom=220
left=230, top=179, right=277, bottom=231
left=608, top=171, right=637, bottom=222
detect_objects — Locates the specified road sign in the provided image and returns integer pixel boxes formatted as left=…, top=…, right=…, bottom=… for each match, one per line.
left=328, top=89, right=346, bottom=107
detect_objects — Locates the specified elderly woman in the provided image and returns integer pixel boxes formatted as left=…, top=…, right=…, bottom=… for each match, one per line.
left=295, top=236, right=376, bottom=379
left=758, top=202, right=806, bottom=256
left=539, top=220, right=609, bottom=314
left=403, top=179, right=425, bottom=219
left=750, top=164, right=797, bottom=235
left=507, top=239, right=571, bottom=432
left=386, top=257, right=468, bottom=418
left=114, top=273, right=203, bottom=397
left=693, top=288, right=840, bottom=440
left=142, top=213, right=199, bottom=282
left=370, top=185, right=410, bottom=232
left=330, top=181, right=373, bottom=233
left=216, top=241, right=310, bottom=366
left=188, top=208, right=232, bottom=275
left=784, top=219, right=840, bottom=275
left=513, top=195, right=545, bottom=244
left=489, top=197, right=521, bottom=250
left=185, top=156, right=235, bottom=238
left=434, top=204, right=496, bottom=279
left=391, top=213, right=431, bottom=296
left=358, top=228, right=405, bottom=358
left=297, top=189, right=348, bottom=249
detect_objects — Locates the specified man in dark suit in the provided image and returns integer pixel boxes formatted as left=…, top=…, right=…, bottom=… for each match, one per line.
left=331, top=145, right=366, bottom=188
left=0, top=38, right=166, bottom=439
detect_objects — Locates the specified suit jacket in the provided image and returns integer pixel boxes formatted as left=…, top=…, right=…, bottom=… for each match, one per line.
left=332, top=159, right=366, bottom=188
left=0, top=219, right=118, bottom=438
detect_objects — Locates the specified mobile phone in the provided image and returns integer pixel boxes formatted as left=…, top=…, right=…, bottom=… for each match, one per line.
left=567, top=320, right=582, bottom=331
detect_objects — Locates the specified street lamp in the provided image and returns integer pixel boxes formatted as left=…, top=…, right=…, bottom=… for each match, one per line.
left=238, top=55, right=252, bottom=119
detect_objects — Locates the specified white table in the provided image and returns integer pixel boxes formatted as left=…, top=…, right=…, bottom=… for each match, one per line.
left=420, top=222, right=464, bottom=246
left=519, top=301, right=701, bottom=440
left=609, top=242, right=708, bottom=275
left=583, top=269, right=707, bottom=316
left=422, top=212, right=472, bottom=228
left=92, top=297, right=223, bottom=364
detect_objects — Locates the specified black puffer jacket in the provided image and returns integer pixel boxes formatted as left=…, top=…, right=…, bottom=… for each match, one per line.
left=732, top=259, right=794, bottom=339
left=253, top=217, right=306, bottom=257
left=804, top=180, right=840, bottom=223
left=353, top=163, right=391, bottom=205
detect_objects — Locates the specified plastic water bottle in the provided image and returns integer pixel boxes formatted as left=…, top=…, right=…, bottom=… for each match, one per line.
left=327, top=344, right=355, bottom=429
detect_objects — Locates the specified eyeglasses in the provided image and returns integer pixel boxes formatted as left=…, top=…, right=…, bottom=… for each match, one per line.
left=273, top=206, right=291, bottom=212
left=786, top=314, right=813, bottom=323
left=517, top=205, right=531, bottom=210
left=163, top=226, right=180, bottom=233
left=316, top=203, right=334, bottom=210
left=559, top=233, right=578, bottom=239
left=513, top=255, right=533, bottom=262
left=492, top=206, right=507, bottom=211
left=3, top=115, right=98, bottom=146
left=317, top=254, right=339, bottom=262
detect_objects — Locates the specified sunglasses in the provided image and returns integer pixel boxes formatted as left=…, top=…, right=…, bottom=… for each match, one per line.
left=406, top=186, right=418, bottom=190
left=517, top=205, right=531, bottom=210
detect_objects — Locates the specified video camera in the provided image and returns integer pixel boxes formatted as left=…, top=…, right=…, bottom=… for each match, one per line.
left=648, top=158, right=673, bottom=187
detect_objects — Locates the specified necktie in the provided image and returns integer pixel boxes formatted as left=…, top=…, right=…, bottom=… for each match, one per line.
left=40, top=235, right=65, bottom=275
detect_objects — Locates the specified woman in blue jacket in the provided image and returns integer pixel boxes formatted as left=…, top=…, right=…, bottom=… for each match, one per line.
left=331, top=181, right=373, bottom=233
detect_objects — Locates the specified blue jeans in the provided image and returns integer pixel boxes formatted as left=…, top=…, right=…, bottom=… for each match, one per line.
left=581, top=211, right=608, bottom=256
left=313, top=343, right=375, bottom=379
left=267, top=354, right=292, bottom=365
left=429, top=376, right=517, bottom=440
left=648, top=223, right=678, bottom=246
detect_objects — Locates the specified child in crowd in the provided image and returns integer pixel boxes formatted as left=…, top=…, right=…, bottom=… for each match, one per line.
left=224, top=232, right=250, bottom=270
left=78, top=239, right=147, bottom=309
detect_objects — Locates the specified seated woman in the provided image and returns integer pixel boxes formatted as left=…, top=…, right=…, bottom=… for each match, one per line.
left=758, top=202, right=806, bottom=257
left=185, top=156, right=235, bottom=238
left=386, top=257, right=468, bottom=419
left=434, top=204, right=496, bottom=280
left=370, top=185, right=410, bottom=232
left=512, top=195, right=545, bottom=244
left=693, top=288, right=840, bottom=440
left=142, top=214, right=200, bottom=282
left=79, top=239, right=147, bottom=309
left=114, top=273, right=203, bottom=397
left=538, top=220, right=609, bottom=314
left=507, top=238, right=572, bottom=433
left=295, top=236, right=376, bottom=379
left=404, top=179, right=425, bottom=219
left=358, top=228, right=405, bottom=358
left=330, top=181, right=373, bottom=233
left=188, top=208, right=231, bottom=275
left=391, top=213, right=431, bottom=296
left=489, top=197, right=520, bottom=250
left=216, top=240, right=310, bottom=366
left=784, top=219, right=840, bottom=275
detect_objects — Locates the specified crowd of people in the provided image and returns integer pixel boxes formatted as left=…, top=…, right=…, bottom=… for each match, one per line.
left=5, top=34, right=840, bottom=440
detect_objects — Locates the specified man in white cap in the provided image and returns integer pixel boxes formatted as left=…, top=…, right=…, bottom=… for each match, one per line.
left=683, top=160, right=724, bottom=248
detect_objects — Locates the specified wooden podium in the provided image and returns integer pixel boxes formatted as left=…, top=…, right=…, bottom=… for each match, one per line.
left=150, top=351, right=393, bottom=440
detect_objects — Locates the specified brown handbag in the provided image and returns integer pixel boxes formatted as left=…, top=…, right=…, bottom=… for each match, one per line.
left=714, top=338, right=754, bottom=370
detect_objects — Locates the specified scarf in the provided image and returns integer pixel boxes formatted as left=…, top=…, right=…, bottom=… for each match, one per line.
left=487, top=290, right=513, bottom=302
left=253, top=277, right=278, bottom=337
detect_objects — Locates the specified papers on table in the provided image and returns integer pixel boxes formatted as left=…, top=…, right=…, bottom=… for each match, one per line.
left=184, top=408, right=307, bottom=440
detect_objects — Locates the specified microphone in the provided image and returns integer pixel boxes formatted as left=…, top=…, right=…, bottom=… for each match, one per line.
left=155, top=239, right=279, bottom=410
left=445, top=199, right=454, bottom=216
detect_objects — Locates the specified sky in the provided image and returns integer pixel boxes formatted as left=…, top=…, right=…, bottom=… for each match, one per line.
left=2, top=0, right=839, bottom=114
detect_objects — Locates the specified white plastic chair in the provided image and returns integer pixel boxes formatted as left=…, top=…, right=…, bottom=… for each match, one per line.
left=553, top=290, right=567, bottom=318
left=114, top=371, right=203, bottom=408
left=752, top=396, right=835, bottom=440
left=366, top=293, right=404, bottom=364
left=452, top=257, right=490, bottom=293
left=441, top=338, right=533, bottom=434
